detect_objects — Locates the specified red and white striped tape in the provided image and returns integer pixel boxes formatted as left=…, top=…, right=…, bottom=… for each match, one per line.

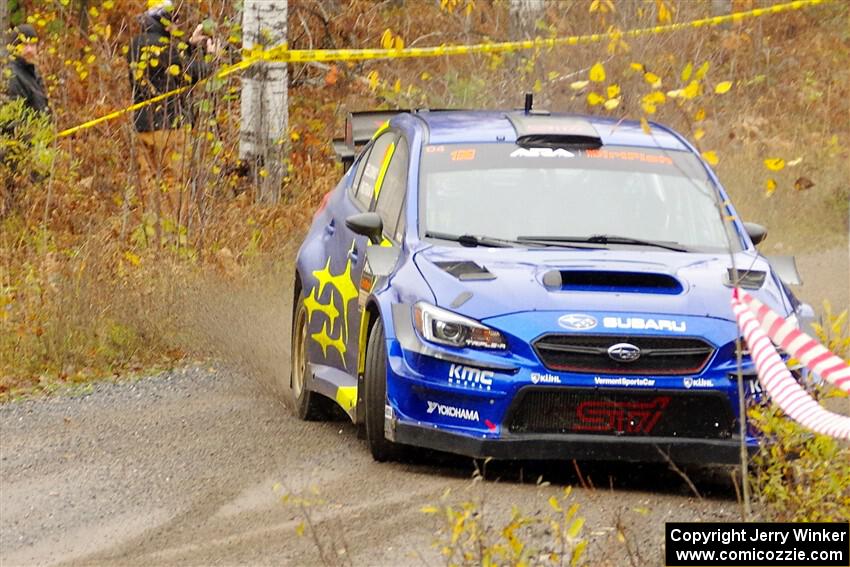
left=738, top=291, right=850, bottom=393
left=731, top=289, right=850, bottom=440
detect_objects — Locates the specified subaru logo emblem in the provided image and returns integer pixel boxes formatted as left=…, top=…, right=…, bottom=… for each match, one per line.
left=608, top=343, right=641, bottom=363
left=558, top=314, right=597, bottom=331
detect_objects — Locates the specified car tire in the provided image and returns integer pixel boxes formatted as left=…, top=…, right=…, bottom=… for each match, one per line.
left=364, top=319, right=403, bottom=462
left=290, top=293, right=328, bottom=421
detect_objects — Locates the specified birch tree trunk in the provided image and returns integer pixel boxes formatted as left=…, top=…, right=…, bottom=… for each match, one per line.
left=508, top=0, right=545, bottom=99
left=240, top=0, right=288, bottom=204
left=711, top=0, right=733, bottom=17
left=508, top=0, right=544, bottom=40
left=1, top=0, right=9, bottom=58
left=711, top=0, right=733, bottom=30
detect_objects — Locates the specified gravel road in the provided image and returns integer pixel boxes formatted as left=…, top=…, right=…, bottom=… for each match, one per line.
left=0, top=365, right=746, bottom=567
left=2, top=245, right=845, bottom=567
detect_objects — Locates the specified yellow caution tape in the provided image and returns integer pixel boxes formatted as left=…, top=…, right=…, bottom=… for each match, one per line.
left=251, top=0, right=826, bottom=63
left=57, top=85, right=190, bottom=138
left=57, top=0, right=826, bottom=139
left=56, top=56, right=250, bottom=138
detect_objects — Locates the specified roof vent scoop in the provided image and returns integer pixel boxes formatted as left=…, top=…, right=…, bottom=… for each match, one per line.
left=507, top=114, right=603, bottom=149
left=543, top=270, right=683, bottom=295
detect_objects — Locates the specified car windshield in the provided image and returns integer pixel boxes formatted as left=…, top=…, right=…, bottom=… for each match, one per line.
left=420, top=144, right=740, bottom=252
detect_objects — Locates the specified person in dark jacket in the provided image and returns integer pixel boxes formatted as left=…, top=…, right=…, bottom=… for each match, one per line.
left=128, top=0, right=219, bottom=224
left=4, top=24, right=50, bottom=114
left=1, top=25, right=50, bottom=216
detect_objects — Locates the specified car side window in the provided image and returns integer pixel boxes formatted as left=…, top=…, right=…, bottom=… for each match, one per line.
left=354, top=133, right=395, bottom=209
left=374, top=137, right=409, bottom=241
left=348, top=147, right=372, bottom=208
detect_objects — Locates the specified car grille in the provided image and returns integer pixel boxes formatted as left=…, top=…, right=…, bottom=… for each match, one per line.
left=533, top=334, right=714, bottom=375
left=507, top=388, right=735, bottom=439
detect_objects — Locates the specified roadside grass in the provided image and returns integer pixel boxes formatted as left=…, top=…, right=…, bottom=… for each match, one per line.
left=419, top=480, right=589, bottom=566
left=0, top=243, right=182, bottom=400
left=277, top=468, right=591, bottom=566
left=0, top=210, right=306, bottom=400
left=749, top=401, right=850, bottom=522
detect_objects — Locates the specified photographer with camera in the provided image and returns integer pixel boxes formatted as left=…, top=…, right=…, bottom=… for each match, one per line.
left=128, top=0, right=221, bottom=225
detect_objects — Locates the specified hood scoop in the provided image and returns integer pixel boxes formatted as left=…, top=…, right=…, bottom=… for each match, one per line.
left=724, top=268, right=767, bottom=290
left=434, top=261, right=496, bottom=281
left=543, top=270, right=683, bottom=295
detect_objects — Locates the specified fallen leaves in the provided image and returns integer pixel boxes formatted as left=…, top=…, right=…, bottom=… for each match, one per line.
left=584, top=63, right=620, bottom=111
left=589, top=62, right=606, bottom=83
left=714, top=81, right=733, bottom=94
left=764, top=158, right=786, bottom=171
left=794, top=177, right=815, bottom=191
left=587, top=92, right=605, bottom=106
left=765, top=178, right=777, bottom=197
left=644, top=71, right=662, bottom=88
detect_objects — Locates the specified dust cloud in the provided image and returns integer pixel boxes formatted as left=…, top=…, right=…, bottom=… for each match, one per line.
left=173, top=261, right=296, bottom=407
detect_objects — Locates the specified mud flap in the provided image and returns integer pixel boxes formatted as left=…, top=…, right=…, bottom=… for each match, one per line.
left=384, top=404, right=396, bottom=441
left=308, top=362, right=358, bottom=421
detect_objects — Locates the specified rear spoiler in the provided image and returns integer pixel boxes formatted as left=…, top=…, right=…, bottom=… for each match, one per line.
left=333, top=110, right=410, bottom=172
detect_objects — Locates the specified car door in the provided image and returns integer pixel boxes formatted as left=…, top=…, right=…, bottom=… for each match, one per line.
left=314, top=131, right=398, bottom=375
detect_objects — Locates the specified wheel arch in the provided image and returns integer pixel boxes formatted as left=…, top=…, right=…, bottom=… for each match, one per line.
left=290, top=270, right=303, bottom=388
left=292, top=270, right=303, bottom=309
left=364, top=299, right=382, bottom=336
left=356, top=298, right=384, bottom=424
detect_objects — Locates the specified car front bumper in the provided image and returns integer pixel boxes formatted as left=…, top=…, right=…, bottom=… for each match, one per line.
left=391, top=420, right=754, bottom=464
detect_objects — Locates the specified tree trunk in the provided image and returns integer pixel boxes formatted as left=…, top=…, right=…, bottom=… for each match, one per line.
left=1, top=0, right=9, bottom=58
left=78, top=0, right=89, bottom=34
left=240, top=0, right=288, bottom=204
left=711, top=0, right=733, bottom=17
left=508, top=0, right=544, bottom=40
left=712, top=0, right=733, bottom=29
left=508, top=0, right=545, bottom=101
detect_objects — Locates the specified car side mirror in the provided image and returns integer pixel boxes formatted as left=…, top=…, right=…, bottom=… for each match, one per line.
left=744, top=222, right=768, bottom=246
left=346, top=212, right=383, bottom=245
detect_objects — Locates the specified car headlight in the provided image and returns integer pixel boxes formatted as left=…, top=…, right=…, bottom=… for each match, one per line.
left=412, top=302, right=507, bottom=350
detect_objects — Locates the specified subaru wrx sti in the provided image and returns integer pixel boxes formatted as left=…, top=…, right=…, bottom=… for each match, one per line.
left=290, top=106, right=810, bottom=463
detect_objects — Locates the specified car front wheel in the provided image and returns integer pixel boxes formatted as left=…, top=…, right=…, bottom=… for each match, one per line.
left=363, top=319, right=403, bottom=461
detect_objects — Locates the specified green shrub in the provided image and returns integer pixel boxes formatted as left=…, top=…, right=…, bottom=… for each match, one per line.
left=1, top=98, right=56, bottom=213
left=749, top=403, right=850, bottom=522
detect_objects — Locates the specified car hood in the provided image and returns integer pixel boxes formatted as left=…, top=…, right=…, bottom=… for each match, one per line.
left=413, top=245, right=792, bottom=322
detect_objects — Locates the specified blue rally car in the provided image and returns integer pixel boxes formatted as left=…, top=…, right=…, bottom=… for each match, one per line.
left=290, top=103, right=811, bottom=464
